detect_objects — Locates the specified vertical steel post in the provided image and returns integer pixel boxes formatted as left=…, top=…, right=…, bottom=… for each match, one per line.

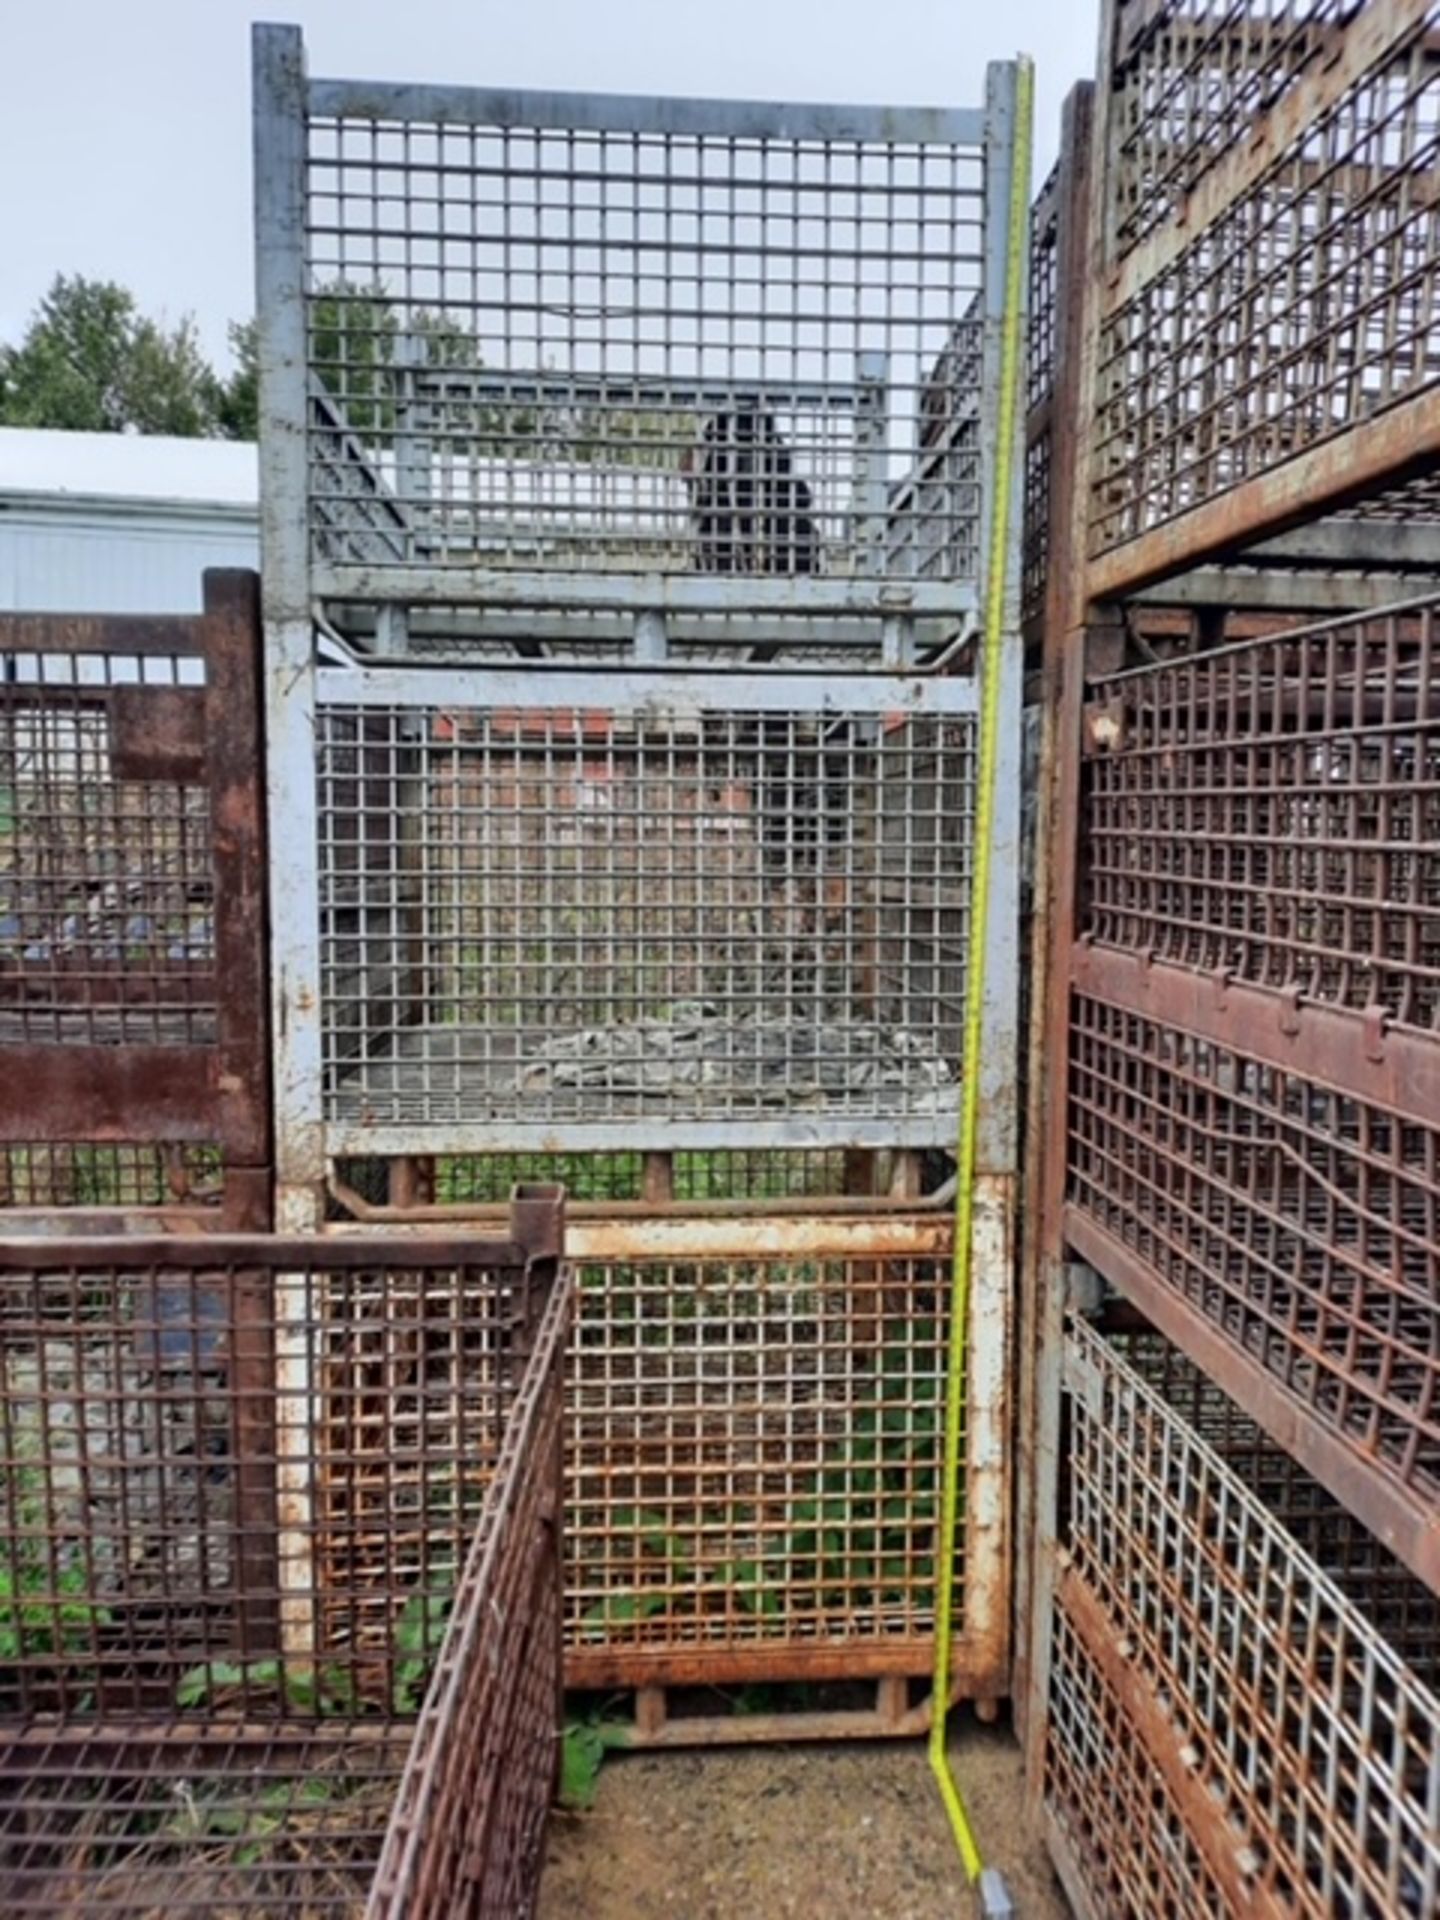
left=1013, top=81, right=1095, bottom=1776
left=959, top=54, right=1029, bottom=1705
left=254, top=24, right=325, bottom=1230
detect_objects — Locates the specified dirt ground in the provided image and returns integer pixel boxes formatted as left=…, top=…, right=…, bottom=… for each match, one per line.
left=539, top=1716, right=1068, bottom=1919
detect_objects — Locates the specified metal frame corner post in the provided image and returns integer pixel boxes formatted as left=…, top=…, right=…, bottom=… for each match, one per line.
left=254, top=23, right=325, bottom=1230
left=1013, top=74, right=1097, bottom=1799
left=959, top=53, right=1031, bottom=1695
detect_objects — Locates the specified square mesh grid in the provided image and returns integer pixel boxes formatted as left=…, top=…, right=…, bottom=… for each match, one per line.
left=565, top=1252, right=952, bottom=1673
left=1067, top=993, right=1440, bottom=1504
left=1022, top=158, right=1059, bottom=640
left=1092, top=7, right=1440, bottom=550
left=430, top=1148, right=855, bottom=1203
left=1083, top=600, right=1440, bottom=1033
left=302, top=96, right=987, bottom=587
left=0, top=1228, right=568, bottom=1919
left=0, top=1143, right=222, bottom=1210
left=1106, top=1, right=1366, bottom=258
left=0, top=649, right=216, bottom=1048
left=1046, top=1317, right=1440, bottom=1918
left=1044, top=1608, right=1228, bottom=1919
left=0, top=1732, right=412, bottom=1918
left=317, top=687, right=973, bottom=1141
left=1109, top=1326, right=1440, bottom=1694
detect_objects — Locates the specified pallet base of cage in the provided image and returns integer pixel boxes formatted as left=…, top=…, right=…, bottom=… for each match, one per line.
left=564, top=1668, right=1006, bottom=1749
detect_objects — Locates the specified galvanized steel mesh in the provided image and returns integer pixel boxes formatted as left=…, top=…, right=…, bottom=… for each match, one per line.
left=565, top=1249, right=956, bottom=1680
left=1046, top=1317, right=1440, bottom=1917
left=1083, top=598, right=1440, bottom=1032
left=0, top=1217, right=568, bottom=1919
left=1092, top=2, right=1440, bottom=552
left=316, top=677, right=975, bottom=1146
left=1110, top=1327, right=1440, bottom=1690
left=1044, top=1605, right=1230, bottom=1916
left=301, top=91, right=988, bottom=592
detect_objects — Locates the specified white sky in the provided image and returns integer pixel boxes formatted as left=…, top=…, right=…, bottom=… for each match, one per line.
left=0, top=0, right=1099, bottom=372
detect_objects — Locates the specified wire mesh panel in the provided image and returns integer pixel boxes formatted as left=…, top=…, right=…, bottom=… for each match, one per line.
left=564, top=1246, right=965, bottom=1686
left=0, top=582, right=269, bottom=1230
left=1044, top=1317, right=1440, bottom=1919
left=315, top=669, right=976, bottom=1151
left=1082, top=597, right=1440, bottom=1033
left=1106, top=0, right=1367, bottom=258
left=0, top=1205, right=569, bottom=1919
left=442, top=1148, right=860, bottom=1204
left=0, top=653, right=214, bottom=1047
left=1022, top=161, right=1059, bottom=641
left=1067, top=992, right=1440, bottom=1512
left=295, top=79, right=989, bottom=603
left=1090, top=2, right=1440, bottom=554
left=367, top=1267, right=567, bottom=1920
left=1107, top=1326, right=1440, bottom=1693
left=0, top=1142, right=223, bottom=1210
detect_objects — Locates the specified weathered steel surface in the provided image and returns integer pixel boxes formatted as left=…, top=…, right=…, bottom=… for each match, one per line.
left=1085, top=0, right=1440, bottom=594
left=1014, top=79, right=1096, bottom=1774
left=0, top=1199, right=569, bottom=1919
left=1042, top=1320, right=1440, bottom=1917
left=1072, top=944, right=1440, bottom=1128
left=1064, top=1206, right=1440, bottom=1594
left=1026, top=12, right=1440, bottom=1912
left=0, top=572, right=271, bottom=1229
left=367, top=1259, right=572, bottom=1920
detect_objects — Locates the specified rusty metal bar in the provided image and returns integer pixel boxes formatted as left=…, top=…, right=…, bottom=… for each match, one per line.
left=1086, top=390, right=1440, bottom=597
left=1015, top=77, right=1098, bottom=1781
left=1072, top=945, right=1440, bottom=1130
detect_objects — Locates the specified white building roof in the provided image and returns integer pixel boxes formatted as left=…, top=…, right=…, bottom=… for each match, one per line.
left=0, top=427, right=257, bottom=513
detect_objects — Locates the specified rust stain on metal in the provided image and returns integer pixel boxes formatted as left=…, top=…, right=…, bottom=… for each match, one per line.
left=0, top=574, right=271, bottom=1229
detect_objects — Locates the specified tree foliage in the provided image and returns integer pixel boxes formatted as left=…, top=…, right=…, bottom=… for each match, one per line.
left=0, top=272, right=689, bottom=464
left=215, top=318, right=259, bottom=441
left=0, top=275, right=230, bottom=437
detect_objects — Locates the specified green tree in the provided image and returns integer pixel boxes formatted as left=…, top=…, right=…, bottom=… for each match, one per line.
left=0, top=274, right=226, bottom=437
left=215, top=318, right=259, bottom=441
left=311, top=281, right=401, bottom=434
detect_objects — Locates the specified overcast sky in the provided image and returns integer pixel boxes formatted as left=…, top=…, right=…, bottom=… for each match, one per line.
left=0, top=0, right=1098, bottom=372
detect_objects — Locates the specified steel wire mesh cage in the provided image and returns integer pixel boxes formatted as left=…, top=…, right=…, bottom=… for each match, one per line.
left=1042, top=1315, right=1440, bottom=1920
left=290, top=66, right=991, bottom=601
left=0, top=1199, right=571, bottom=1920
left=1066, top=589, right=1440, bottom=1586
left=255, top=28, right=1027, bottom=669
left=0, top=582, right=269, bottom=1231
left=314, top=667, right=980, bottom=1157
left=1090, top=0, right=1440, bottom=553
left=256, top=30, right=1026, bottom=1236
left=563, top=1242, right=963, bottom=1689
left=1081, top=597, right=1440, bottom=1031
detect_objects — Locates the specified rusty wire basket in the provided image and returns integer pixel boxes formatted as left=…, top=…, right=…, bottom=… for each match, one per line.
left=0, top=1194, right=570, bottom=1920
left=1042, top=1314, right=1440, bottom=1920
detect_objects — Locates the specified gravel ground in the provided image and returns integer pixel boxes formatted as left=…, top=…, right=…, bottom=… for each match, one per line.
left=539, top=1718, right=1069, bottom=1919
